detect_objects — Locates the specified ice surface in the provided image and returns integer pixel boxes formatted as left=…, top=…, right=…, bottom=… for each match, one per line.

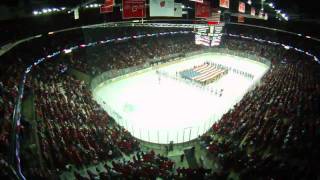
left=93, top=53, right=269, bottom=144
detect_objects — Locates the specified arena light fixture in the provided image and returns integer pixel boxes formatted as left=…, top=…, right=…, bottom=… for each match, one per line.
left=85, top=3, right=101, bottom=8
left=266, top=2, right=289, bottom=21
left=268, top=3, right=274, bottom=8
left=33, top=6, right=67, bottom=16
left=63, top=49, right=72, bottom=54
left=283, top=45, right=291, bottom=50
left=305, top=52, right=312, bottom=56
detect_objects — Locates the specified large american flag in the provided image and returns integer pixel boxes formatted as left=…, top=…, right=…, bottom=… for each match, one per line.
left=180, top=63, right=226, bottom=83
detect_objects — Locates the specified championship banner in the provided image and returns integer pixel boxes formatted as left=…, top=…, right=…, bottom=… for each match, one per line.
left=74, top=8, right=79, bottom=20
left=100, top=0, right=114, bottom=13
left=251, top=7, right=255, bottom=16
left=100, top=5, right=113, bottom=13
left=219, top=0, right=229, bottom=9
left=238, top=1, right=245, bottom=13
left=150, top=0, right=175, bottom=17
left=174, top=3, right=183, bottom=17
left=105, top=0, right=114, bottom=6
left=122, top=0, right=146, bottom=19
left=238, top=15, right=245, bottom=23
left=195, top=1, right=211, bottom=18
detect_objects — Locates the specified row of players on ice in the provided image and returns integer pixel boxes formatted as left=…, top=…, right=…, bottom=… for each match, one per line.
left=156, top=61, right=254, bottom=97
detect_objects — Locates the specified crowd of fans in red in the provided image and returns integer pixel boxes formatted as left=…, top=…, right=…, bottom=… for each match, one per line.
left=1, top=26, right=320, bottom=179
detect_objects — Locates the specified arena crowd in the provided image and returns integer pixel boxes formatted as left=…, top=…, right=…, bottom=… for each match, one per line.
left=0, top=26, right=319, bottom=179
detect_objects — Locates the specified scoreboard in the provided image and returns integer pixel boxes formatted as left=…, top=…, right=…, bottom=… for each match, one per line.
left=195, top=23, right=224, bottom=47
left=195, top=34, right=211, bottom=46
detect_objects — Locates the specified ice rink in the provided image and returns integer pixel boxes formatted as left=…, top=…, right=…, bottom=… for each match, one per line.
left=93, top=53, right=269, bottom=144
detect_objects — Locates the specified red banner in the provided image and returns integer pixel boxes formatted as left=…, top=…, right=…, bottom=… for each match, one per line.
left=238, top=15, right=245, bottom=23
left=100, top=5, right=113, bottom=13
left=251, top=7, right=255, bottom=16
left=195, top=1, right=211, bottom=18
left=122, top=0, right=146, bottom=19
left=105, top=0, right=114, bottom=6
left=219, top=0, right=229, bottom=9
left=238, top=1, right=245, bottom=13
left=100, top=0, right=114, bottom=13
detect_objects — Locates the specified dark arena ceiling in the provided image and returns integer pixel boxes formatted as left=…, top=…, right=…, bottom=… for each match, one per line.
left=1, top=0, right=318, bottom=19
left=0, top=0, right=319, bottom=38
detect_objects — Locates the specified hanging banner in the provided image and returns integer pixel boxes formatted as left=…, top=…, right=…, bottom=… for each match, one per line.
left=174, top=3, right=183, bottom=17
left=149, top=0, right=175, bottom=17
left=100, top=0, right=114, bottom=13
left=100, top=5, right=113, bottom=13
left=105, top=0, right=114, bottom=6
left=122, top=0, right=146, bottom=19
left=238, top=1, right=245, bottom=13
left=251, top=7, right=255, bottom=16
left=219, top=0, right=229, bottom=9
left=238, top=15, right=245, bottom=22
left=74, top=8, right=79, bottom=19
left=195, top=1, right=211, bottom=18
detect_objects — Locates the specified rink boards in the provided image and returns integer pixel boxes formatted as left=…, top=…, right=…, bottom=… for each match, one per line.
left=93, top=52, right=269, bottom=144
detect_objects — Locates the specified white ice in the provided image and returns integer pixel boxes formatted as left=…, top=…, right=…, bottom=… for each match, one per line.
left=93, top=53, right=269, bottom=144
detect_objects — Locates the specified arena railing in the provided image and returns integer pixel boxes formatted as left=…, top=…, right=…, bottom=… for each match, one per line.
left=9, top=73, right=28, bottom=180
